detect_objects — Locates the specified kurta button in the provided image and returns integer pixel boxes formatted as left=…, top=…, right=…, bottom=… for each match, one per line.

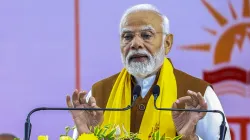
left=138, top=104, right=145, bottom=111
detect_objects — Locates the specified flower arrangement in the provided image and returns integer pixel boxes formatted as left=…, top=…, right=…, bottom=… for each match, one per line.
left=14, top=124, right=182, bottom=140
left=57, top=124, right=182, bottom=140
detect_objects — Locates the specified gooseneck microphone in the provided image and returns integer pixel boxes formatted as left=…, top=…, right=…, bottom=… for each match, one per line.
left=24, top=85, right=141, bottom=140
left=152, top=85, right=227, bottom=140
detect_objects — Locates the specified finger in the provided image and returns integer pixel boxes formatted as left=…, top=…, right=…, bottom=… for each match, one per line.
left=176, top=96, right=192, bottom=103
left=198, top=102, right=208, bottom=118
left=66, top=95, right=74, bottom=108
left=81, top=104, right=95, bottom=117
left=187, top=90, right=199, bottom=107
left=93, top=105, right=103, bottom=117
left=193, top=92, right=207, bottom=119
left=176, top=96, right=193, bottom=107
left=196, top=92, right=208, bottom=118
left=79, top=91, right=88, bottom=104
left=88, top=97, right=97, bottom=116
left=197, top=92, right=206, bottom=107
left=88, top=96, right=97, bottom=107
left=172, top=101, right=178, bottom=109
left=72, top=89, right=80, bottom=107
left=172, top=97, right=192, bottom=115
left=89, top=97, right=103, bottom=116
left=172, top=101, right=181, bottom=116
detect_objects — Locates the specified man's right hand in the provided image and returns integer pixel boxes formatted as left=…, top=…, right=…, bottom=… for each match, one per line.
left=66, top=89, right=103, bottom=134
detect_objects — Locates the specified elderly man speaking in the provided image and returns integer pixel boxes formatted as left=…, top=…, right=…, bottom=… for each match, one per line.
left=66, top=4, right=231, bottom=140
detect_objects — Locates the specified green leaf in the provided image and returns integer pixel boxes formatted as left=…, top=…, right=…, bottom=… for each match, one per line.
left=97, top=128, right=104, bottom=137
left=152, top=132, right=155, bottom=139
left=102, top=128, right=108, bottom=136
left=94, top=126, right=100, bottom=136
left=100, top=134, right=106, bottom=138
left=103, top=124, right=112, bottom=129
left=155, top=131, right=160, bottom=140
left=173, top=135, right=183, bottom=140
left=71, top=125, right=76, bottom=130
left=108, top=137, right=115, bottom=140
left=160, top=134, right=166, bottom=140
left=105, top=129, right=116, bottom=138
left=165, top=137, right=172, bottom=140
left=65, top=126, right=70, bottom=136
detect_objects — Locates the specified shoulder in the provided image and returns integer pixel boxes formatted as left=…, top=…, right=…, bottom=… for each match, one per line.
left=173, top=68, right=211, bottom=95
left=174, top=68, right=210, bottom=85
left=92, top=72, right=120, bottom=90
left=91, top=72, right=120, bottom=108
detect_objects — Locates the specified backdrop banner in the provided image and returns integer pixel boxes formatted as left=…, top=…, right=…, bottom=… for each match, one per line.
left=0, top=0, right=249, bottom=139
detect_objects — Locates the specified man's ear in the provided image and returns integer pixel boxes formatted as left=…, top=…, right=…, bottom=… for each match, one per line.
left=164, top=34, right=173, bottom=55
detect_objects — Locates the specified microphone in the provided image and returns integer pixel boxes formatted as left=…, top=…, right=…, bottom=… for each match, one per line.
left=152, top=85, right=227, bottom=140
left=24, top=85, right=141, bottom=140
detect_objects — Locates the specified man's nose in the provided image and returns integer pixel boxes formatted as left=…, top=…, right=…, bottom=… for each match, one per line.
left=130, top=35, right=143, bottom=50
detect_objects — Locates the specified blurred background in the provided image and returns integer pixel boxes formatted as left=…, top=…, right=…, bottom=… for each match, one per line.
left=0, top=0, right=249, bottom=139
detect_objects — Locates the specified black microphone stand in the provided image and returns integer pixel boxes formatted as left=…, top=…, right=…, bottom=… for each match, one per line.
left=24, top=85, right=141, bottom=140
left=152, top=85, right=227, bottom=140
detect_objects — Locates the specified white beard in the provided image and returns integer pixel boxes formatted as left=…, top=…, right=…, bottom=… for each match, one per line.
left=121, top=44, right=165, bottom=78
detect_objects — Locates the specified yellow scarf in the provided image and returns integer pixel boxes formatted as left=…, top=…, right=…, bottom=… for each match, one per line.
left=101, top=58, right=177, bottom=139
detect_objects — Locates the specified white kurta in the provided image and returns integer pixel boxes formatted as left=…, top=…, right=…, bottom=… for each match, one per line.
left=72, top=74, right=231, bottom=140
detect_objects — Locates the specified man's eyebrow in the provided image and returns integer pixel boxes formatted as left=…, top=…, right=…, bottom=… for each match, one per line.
left=121, top=25, right=156, bottom=34
left=140, top=25, right=156, bottom=32
left=121, top=28, right=133, bottom=34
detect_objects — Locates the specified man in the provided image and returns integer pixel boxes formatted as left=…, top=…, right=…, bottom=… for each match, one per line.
left=67, top=4, right=231, bottom=140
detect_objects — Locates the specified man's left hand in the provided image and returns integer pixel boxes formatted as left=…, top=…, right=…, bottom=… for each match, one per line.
left=172, top=90, right=208, bottom=140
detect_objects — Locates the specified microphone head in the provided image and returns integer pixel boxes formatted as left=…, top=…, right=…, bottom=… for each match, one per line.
left=133, top=85, right=141, bottom=97
left=152, top=85, right=160, bottom=99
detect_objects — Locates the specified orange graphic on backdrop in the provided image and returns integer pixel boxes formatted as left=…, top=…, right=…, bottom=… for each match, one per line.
left=180, top=1, right=250, bottom=139
left=180, top=0, right=250, bottom=97
left=181, top=0, right=250, bottom=64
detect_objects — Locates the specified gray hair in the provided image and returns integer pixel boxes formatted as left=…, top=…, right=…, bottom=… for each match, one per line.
left=119, top=4, right=170, bottom=34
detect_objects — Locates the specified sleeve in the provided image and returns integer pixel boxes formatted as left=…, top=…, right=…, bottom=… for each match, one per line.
left=197, top=135, right=203, bottom=140
left=72, top=90, right=92, bottom=140
left=195, top=86, right=231, bottom=140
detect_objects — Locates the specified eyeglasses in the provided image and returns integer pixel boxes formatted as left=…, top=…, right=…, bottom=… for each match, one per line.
left=120, top=30, right=167, bottom=44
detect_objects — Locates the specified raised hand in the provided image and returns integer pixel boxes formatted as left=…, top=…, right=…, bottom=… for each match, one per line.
left=66, top=89, right=103, bottom=134
left=172, top=90, right=208, bottom=140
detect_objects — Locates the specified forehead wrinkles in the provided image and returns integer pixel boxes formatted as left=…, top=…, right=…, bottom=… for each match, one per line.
left=121, top=11, right=163, bottom=32
left=121, top=25, right=156, bottom=33
left=123, top=16, right=162, bottom=27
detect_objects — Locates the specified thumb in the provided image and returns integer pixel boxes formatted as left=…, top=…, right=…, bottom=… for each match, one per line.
left=89, top=97, right=103, bottom=116
left=172, top=99, right=179, bottom=109
left=172, top=100, right=181, bottom=117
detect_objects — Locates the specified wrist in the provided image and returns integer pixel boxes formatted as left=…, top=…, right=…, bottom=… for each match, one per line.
left=181, top=134, right=198, bottom=140
left=190, top=134, right=199, bottom=140
left=73, top=116, right=91, bottom=134
left=78, top=124, right=91, bottom=134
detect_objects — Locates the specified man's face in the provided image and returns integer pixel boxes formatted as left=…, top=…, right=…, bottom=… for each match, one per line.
left=120, top=11, right=166, bottom=78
